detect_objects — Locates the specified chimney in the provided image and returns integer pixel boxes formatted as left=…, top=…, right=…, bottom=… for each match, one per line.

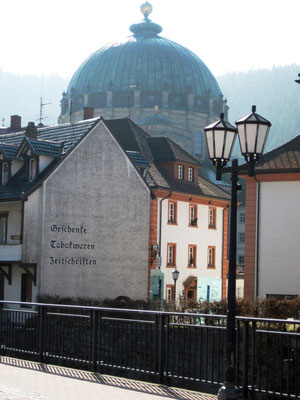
left=83, top=107, right=94, bottom=120
left=25, top=122, right=37, bottom=139
left=10, top=115, right=21, bottom=130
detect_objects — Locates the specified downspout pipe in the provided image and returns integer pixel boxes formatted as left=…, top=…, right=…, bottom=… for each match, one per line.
left=157, top=191, right=172, bottom=303
left=158, top=191, right=172, bottom=260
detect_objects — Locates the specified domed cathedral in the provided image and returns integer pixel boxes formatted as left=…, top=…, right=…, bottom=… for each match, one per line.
left=59, top=2, right=228, bottom=161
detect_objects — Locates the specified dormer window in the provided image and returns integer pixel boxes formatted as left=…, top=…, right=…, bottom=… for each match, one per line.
left=28, top=158, right=37, bottom=182
left=178, top=165, right=184, bottom=179
left=1, top=162, right=9, bottom=185
left=188, top=167, right=194, bottom=182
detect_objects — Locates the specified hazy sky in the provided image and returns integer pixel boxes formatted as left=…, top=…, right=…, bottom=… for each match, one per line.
left=0, top=0, right=299, bottom=78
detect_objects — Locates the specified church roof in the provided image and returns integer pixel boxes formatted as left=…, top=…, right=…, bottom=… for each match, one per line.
left=66, top=6, right=222, bottom=101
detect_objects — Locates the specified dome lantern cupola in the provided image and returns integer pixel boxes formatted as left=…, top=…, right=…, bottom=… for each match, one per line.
left=130, top=2, right=162, bottom=37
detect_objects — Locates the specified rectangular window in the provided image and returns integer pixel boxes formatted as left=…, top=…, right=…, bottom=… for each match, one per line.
left=238, top=255, right=244, bottom=266
left=208, top=207, right=216, bottom=229
left=21, top=273, right=32, bottom=306
left=167, top=243, right=176, bottom=267
left=29, top=158, right=37, bottom=182
left=189, top=204, right=198, bottom=226
left=195, top=131, right=202, bottom=155
left=166, top=285, right=174, bottom=302
left=239, top=212, right=245, bottom=223
left=177, top=165, right=184, bottom=179
left=1, top=162, right=9, bottom=185
left=188, top=167, right=194, bottom=182
left=0, top=213, right=8, bottom=244
left=208, top=246, right=216, bottom=268
left=188, top=245, right=197, bottom=267
left=239, top=232, right=245, bottom=243
left=168, top=201, right=177, bottom=224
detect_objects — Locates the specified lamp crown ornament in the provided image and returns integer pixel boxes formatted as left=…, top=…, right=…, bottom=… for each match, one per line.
left=140, top=2, right=153, bottom=20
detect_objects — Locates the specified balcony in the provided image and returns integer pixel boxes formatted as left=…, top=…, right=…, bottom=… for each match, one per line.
left=0, top=244, right=22, bottom=262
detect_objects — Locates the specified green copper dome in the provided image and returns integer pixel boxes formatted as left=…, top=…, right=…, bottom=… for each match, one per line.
left=66, top=9, right=222, bottom=102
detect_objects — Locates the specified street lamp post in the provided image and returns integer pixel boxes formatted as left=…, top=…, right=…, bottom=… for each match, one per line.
left=204, top=106, right=271, bottom=400
left=172, top=269, right=180, bottom=302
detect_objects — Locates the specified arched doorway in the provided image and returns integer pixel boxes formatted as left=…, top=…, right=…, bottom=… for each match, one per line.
left=183, top=276, right=197, bottom=301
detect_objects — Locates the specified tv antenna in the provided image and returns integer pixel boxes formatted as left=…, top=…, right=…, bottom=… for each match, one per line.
left=38, top=97, right=52, bottom=125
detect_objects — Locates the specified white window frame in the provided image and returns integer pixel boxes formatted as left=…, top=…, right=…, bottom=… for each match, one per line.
left=239, top=212, right=245, bottom=223
left=209, top=208, right=216, bottom=228
left=168, top=202, right=175, bottom=223
left=189, top=204, right=197, bottom=226
left=177, top=165, right=183, bottom=179
left=166, top=286, right=173, bottom=302
left=167, top=245, right=175, bottom=266
left=238, top=255, right=244, bottom=266
left=0, top=213, right=8, bottom=244
left=190, top=205, right=195, bottom=224
left=208, top=247, right=215, bottom=267
left=1, top=162, right=9, bottom=185
left=29, top=158, right=37, bottom=182
left=188, top=167, right=194, bottom=182
left=239, top=232, right=245, bottom=243
left=188, top=246, right=196, bottom=267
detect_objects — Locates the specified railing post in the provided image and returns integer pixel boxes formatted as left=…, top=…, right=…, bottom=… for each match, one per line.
left=158, top=313, right=165, bottom=384
left=90, top=309, right=98, bottom=372
left=38, top=305, right=46, bottom=363
left=0, top=304, right=3, bottom=356
left=242, top=321, right=249, bottom=398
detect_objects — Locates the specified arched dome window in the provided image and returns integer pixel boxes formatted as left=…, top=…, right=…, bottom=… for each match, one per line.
left=168, top=93, right=187, bottom=110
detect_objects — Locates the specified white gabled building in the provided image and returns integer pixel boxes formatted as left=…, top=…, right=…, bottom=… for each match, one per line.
left=243, top=135, right=300, bottom=299
left=0, top=116, right=230, bottom=305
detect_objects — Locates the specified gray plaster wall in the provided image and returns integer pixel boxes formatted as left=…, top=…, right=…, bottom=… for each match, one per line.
left=0, top=201, right=22, bottom=244
left=23, top=188, right=44, bottom=263
left=37, top=121, right=150, bottom=300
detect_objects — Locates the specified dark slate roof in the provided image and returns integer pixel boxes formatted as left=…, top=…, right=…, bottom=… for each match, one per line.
left=0, top=143, right=18, bottom=159
left=255, top=134, right=300, bottom=171
left=126, top=151, right=149, bottom=168
left=0, top=119, right=99, bottom=202
left=0, top=161, right=57, bottom=201
left=0, top=116, right=230, bottom=203
left=104, top=118, right=230, bottom=201
left=25, top=137, right=63, bottom=158
left=0, top=119, right=98, bottom=155
left=147, top=136, right=200, bottom=166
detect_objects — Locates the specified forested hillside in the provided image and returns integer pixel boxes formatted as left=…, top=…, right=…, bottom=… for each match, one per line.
left=0, top=65, right=299, bottom=153
left=0, top=70, right=68, bottom=127
left=218, top=64, right=300, bottom=153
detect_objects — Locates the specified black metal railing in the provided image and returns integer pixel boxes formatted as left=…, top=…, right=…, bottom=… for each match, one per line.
left=0, top=301, right=299, bottom=398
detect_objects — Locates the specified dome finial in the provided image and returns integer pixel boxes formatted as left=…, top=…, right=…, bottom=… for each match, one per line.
left=140, top=2, right=153, bottom=21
